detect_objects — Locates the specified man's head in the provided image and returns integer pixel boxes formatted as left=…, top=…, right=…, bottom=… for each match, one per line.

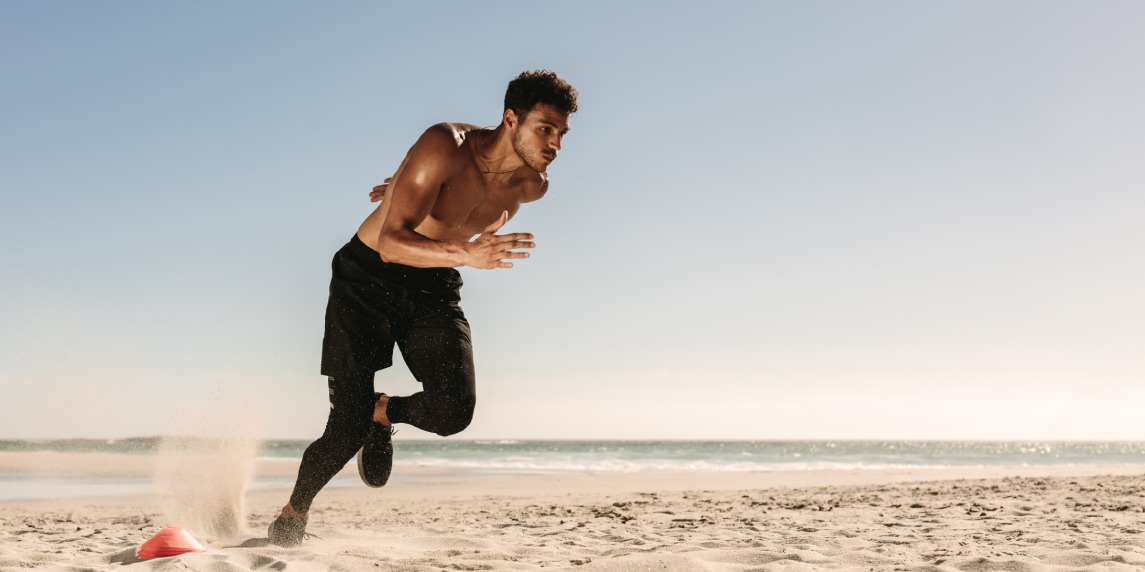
left=503, top=70, right=578, bottom=173
left=504, top=70, right=579, bottom=119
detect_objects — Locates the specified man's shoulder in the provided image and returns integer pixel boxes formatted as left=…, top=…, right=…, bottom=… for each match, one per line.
left=523, top=173, right=549, bottom=203
left=417, top=122, right=483, bottom=151
left=399, top=123, right=482, bottom=182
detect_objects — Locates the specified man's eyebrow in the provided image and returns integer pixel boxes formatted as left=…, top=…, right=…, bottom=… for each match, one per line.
left=539, top=119, right=570, bottom=133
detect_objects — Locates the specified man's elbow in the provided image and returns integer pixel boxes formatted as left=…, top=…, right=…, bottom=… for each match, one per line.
left=375, top=231, right=403, bottom=263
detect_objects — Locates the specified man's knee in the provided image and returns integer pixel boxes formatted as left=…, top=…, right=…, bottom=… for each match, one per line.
left=432, top=394, right=475, bottom=437
left=325, top=374, right=377, bottom=446
left=323, top=402, right=375, bottom=449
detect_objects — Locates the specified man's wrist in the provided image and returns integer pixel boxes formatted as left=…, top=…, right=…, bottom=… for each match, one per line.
left=453, top=240, right=475, bottom=268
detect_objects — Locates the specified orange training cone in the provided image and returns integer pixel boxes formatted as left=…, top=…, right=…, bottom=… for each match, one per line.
left=136, top=526, right=205, bottom=560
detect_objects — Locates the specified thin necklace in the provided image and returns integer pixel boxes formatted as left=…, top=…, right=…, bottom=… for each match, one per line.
left=473, top=132, right=521, bottom=176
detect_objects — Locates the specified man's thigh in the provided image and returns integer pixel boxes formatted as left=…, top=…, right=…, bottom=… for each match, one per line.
left=397, top=303, right=475, bottom=397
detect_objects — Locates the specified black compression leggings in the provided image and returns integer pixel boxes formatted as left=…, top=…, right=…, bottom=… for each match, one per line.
left=288, top=367, right=476, bottom=513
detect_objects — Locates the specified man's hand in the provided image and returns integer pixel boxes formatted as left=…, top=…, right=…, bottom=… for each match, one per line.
left=369, top=178, right=392, bottom=203
left=466, top=211, right=535, bottom=269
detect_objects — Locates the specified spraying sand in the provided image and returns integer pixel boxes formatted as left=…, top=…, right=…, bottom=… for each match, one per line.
left=153, top=399, right=264, bottom=541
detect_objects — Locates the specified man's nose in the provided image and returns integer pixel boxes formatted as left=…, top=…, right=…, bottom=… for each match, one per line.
left=551, top=135, right=562, bottom=151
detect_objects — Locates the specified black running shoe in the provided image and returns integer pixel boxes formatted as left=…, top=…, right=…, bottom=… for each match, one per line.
left=267, top=515, right=307, bottom=547
left=358, top=421, right=394, bottom=488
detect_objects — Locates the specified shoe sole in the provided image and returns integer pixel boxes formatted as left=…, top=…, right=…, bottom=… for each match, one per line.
left=357, top=447, right=385, bottom=488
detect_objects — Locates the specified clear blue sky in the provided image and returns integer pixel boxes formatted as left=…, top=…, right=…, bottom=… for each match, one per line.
left=3, top=2, right=1143, bottom=441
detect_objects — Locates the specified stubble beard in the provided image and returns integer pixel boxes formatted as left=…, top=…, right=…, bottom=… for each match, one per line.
left=512, top=129, right=548, bottom=173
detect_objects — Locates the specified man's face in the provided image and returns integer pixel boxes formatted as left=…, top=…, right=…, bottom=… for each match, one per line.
left=511, top=103, right=570, bottom=173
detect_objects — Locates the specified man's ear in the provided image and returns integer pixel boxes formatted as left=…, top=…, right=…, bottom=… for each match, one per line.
left=503, top=108, right=520, bottom=130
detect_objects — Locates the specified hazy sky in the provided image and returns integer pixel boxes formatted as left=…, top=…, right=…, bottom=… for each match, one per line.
left=2, top=2, right=1143, bottom=441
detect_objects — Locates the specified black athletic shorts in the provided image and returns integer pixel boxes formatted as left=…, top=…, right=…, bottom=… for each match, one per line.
left=320, top=234, right=466, bottom=377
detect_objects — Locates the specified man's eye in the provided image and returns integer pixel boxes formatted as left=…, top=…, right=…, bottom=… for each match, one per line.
left=540, top=127, right=550, bottom=133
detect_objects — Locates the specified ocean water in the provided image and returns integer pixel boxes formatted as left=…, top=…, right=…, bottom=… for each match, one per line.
left=290, top=439, right=1145, bottom=472
left=3, top=439, right=1145, bottom=501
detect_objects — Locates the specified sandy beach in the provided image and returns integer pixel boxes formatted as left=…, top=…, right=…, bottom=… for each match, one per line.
left=2, top=452, right=1145, bottom=571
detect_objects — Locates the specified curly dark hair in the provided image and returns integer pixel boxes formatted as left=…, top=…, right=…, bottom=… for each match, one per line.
left=504, top=70, right=579, bottom=119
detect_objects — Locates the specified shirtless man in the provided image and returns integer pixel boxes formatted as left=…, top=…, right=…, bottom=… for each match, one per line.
left=268, top=71, right=578, bottom=546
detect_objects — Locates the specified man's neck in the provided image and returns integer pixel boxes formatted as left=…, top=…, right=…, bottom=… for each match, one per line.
left=474, top=126, right=524, bottom=174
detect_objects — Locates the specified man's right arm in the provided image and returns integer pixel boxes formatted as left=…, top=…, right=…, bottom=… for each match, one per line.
left=375, top=127, right=533, bottom=269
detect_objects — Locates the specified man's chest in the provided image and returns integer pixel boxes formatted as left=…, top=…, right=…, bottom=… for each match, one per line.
left=430, top=173, right=526, bottom=233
